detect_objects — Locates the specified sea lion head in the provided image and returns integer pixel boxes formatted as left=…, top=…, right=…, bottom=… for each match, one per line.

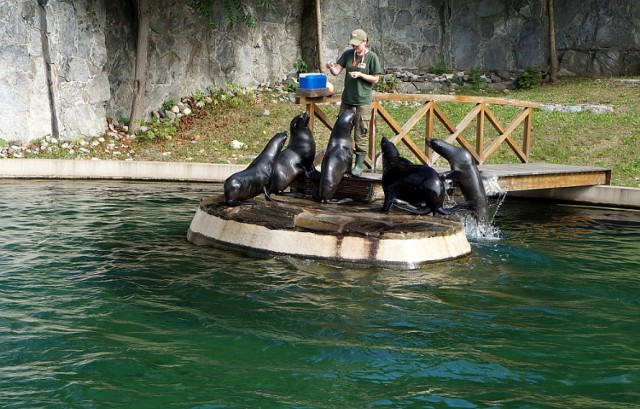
left=381, top=137, right=401, bottom=168
left=290, top=112, right=310, bottom=132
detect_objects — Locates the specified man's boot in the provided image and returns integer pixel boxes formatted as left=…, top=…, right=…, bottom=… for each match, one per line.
left=352, top=153, right=366, bottom=176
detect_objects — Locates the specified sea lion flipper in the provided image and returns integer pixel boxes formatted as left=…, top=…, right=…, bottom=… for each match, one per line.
left=442, top=169, right=463, bottom=181
left=440, top=201, right=475, bottom=214
left=392, top=200, right=434, bottom=215
left=322, top=198, right=353, bottom=205
left=437, top=207, right=459, bottom=215
left=263, top=187, right=285, bottom=203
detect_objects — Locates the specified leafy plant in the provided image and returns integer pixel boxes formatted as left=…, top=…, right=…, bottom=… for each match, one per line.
left=428, top=54, right=450, bottom=75
left=467, top=66, right=483, bottom=88
left=294, top=59, right=308, bottom=74
left=162, top=99, right=177, bottom=111
left=514, top=67, right=542, bottom=90
left=141, top=117, right=177, bottom=141
left=188, top=0, right=274, bottom=29
left=282, top=77, right=299, bottom=93
left=192, top=90, right=208, bottom=104
left=206, top=83, right=247, bottom=107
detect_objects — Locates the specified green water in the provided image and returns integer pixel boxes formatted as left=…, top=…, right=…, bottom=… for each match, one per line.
left=1, top=180, right=638, bottom=408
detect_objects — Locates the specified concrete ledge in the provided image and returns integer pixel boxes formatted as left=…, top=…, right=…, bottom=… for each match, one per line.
left=2, top=159, right=638, bottom=210
left=0, top=159, right=243, bottom=182
left=510, top=185, right=640, bottom=210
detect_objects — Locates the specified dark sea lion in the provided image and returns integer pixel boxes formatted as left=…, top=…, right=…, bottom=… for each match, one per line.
left=318, top=108, right=356, bottom=202
left=426, top=138, right=488, bottom=224
left=223, top=132, right=288, bottom=206
left=269, top=112, right=316, bottom=194
left=380, top=137, right=460, bottom=216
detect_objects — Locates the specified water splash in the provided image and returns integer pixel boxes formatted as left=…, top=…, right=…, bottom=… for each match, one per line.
left=467, top=174, right=508, bottom=240
left=446, top=174, right=507, bottom=240
left=462, top=213, right=502, bottom=240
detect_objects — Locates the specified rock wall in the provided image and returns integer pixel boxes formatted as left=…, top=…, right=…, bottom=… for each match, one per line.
left=0, top=0, right=109, bottom=143
left=319, top=0, right=640, bottom=75
left=104, top=0, right=304, bottom=122
left=555, top=0, right=640, bottom=76
left=0, top=0, right=638, bottom=143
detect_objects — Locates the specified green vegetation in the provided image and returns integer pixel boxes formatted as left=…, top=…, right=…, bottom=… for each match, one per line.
left=294, top=58, right=308, bottom=74
left=466, top=66, right=484, bottom=89
left=11, top=77, right=640, bottom=187
left=162, top=99, right=177, bottom=111
left=141, top=117, right=177, bottom=141
left=282, top=78, right=299, bottom=93
left=188, top=0, right=274, bottom=28
left=427, top=55, right=451, bottom=75
left=514, top=67, right=542, bottom=90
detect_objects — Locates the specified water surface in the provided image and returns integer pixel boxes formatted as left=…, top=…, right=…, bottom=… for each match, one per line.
left=1, top=180, right=638, bottom=408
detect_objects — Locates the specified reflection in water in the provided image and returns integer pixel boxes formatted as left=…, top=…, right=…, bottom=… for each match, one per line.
left=0, top=180, right=639, bottom=408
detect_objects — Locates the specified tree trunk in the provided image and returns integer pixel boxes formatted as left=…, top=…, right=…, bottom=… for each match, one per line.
left=315, top=0, right=324, bottom=72
left=548, top=0, right=558, bottom=83
left=128, top=0, right=150, bottom=134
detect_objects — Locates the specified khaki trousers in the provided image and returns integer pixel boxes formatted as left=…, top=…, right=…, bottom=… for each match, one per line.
left=339, top=102, right=371, bottom=154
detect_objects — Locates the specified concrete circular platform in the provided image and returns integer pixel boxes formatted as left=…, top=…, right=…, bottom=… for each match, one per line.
left=187, top=195, right=471, bottom=267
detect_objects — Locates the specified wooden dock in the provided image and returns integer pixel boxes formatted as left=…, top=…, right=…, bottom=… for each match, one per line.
left=476, top=163, right=611, bottom=191
left=293, top=92, right=613, bottom=202
left=293, top=163, right=612, bottom=203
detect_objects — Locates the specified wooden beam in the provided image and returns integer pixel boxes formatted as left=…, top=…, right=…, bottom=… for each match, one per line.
left=425, top=101, right=434, bottom=162
left=476, top=103, right=485, bottom=163
left=523, top=107, right=533, bottom=161
left=366, top=102, right=379, bottom=168
left=297, top=93, right=540, bottom=166
left=445, top=103, right=482, bottom=163
left=498, top=171, right=610, bottom=191
left=373, top=92, right=540, bottom=108
left=482, top=108, right=531, bottom=161
left=376, top=103, right=404, bottom=136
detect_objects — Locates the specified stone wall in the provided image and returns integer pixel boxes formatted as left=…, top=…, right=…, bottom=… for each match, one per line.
left=0, top=0, right=638, bottom=143
left=555, top=1, right=640, bottom=76
left=0, top=0, right=109, bottom=143
left=104, top=0, right=304, bottom=122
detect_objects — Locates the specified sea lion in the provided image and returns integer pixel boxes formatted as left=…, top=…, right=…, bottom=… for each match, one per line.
left=269, top=112, right=316, bottom=194
left=380, top=137, right=461, bottom=216
left=223, top=132, right=288, bottom=206
left=317, top=108, right=356, bottom=202
left=426, top=138, right=488, bottom=225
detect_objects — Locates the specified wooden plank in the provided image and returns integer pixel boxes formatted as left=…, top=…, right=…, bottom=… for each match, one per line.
left=498, top=171, right=610, bottom=191
left=296, top=88, right=332, bottom=98
left=289, top=175, right=376, bottom=202
left=444, top=103, right=482, bottom=163
left=523, top=108, right=532, bottom=160
left=297, top=93, right=539, bottom=108
left=482, top=107, right=531, bottom=162
left=296, top=92, right=540, bottom=166
left=290, top=164, right=611, bottom=203
left=390, top=103, right=431, bottom=164
left=476, top=103, right=485, bottom=162
left=479, top=163, right=608, bottom=176
left=311, top=104, right=335, bottom=130
left=372, top=92, right=540, bottom=108
left=295, top=94, right=341, bottom=105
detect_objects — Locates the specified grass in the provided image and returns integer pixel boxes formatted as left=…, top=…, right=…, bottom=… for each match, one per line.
left=7, top=77, right=639, bottom=187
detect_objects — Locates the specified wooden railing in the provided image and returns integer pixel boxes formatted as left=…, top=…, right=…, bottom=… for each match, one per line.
left=296, top=93, right=540, bottom=169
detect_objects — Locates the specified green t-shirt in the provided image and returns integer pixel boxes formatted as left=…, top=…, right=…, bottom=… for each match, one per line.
left=336, top=49, right=382, bottom=106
